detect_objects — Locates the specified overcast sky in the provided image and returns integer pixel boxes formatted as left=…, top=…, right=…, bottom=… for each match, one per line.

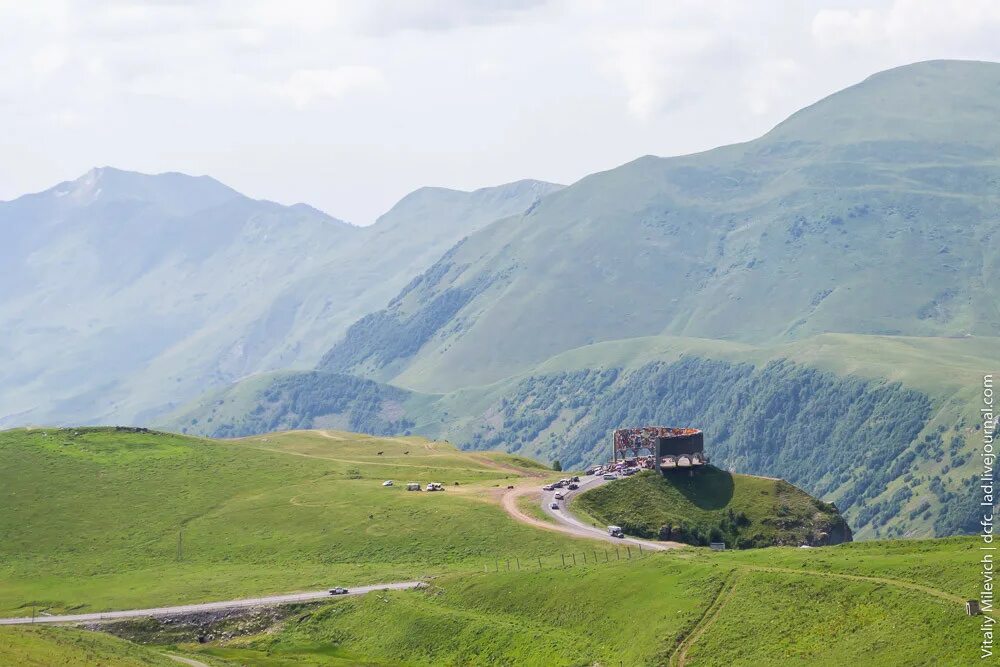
left=4, top=1, right=1000, bottom=224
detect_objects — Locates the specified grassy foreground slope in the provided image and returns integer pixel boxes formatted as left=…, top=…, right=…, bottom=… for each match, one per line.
left=575, top=468, right=851, bottom=547
left=172, top=538, right=978, bottom=666
left=0, top=427, right=584, bottom=616
left=0, top=626, right=174, bottom=667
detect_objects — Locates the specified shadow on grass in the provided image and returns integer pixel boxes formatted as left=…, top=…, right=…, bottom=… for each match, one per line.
left=661, top=465, right=734, bottom=510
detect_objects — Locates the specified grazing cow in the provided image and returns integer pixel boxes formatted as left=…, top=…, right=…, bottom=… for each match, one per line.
left=404, top=451, right=410, bottom=455
left=377, top=451, right=383, bottom=456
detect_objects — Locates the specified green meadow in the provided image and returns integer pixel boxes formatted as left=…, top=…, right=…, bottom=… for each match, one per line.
left=0, top=427, right=584, bottom=617
left=0, top=625, right=176, bottom=666
left=174, top=538, right=977, bottom=666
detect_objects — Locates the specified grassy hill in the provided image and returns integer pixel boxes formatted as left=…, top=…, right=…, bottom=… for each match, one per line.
left=0, top=626, right=176, bottom=667
left=573, top=468, right=851, bottom=548
left=1, top=427, right=983, bottom=665
left=0, top=427, right=586, bottom=617
left=107, top=537, right=977, bottom=666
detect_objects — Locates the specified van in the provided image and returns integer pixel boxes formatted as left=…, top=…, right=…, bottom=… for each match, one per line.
left=608, top=525, right=624, bottom=538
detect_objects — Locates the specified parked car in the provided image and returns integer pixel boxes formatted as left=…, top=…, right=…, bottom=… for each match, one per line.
left=382, top=480, right=393, bottom=486
left=554, top=492, right=565, bottom=500
left=329, top=587, right=349, bottom=595
left=603, top=473, right=617, bottom=481
left=571, top=476, right=580, bottom=482
left=550, top=502, right=560, bottom=510
left=426, top=482, right=444, bottom=491
left=543, top=484, right=554, bottom=491
left=607, top=525, right=624, bottom=538
left=406, top=483, right=421, bottom=491
left=567, top=483, right=579, bottom=490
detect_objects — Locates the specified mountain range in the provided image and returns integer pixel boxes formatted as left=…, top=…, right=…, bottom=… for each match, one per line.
left=0, top=168, right=559, bottom=426
left=5, top=59, right=1000, bottom=541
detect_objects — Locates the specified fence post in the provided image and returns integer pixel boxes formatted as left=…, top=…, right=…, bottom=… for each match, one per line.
left=538, top=557, right=542, bottom=570
left=561, top=554, right=566, bottom=567
left=506, top=559, right=511, bottom=572
left=638, top=544, right=643, bottom=556
left=594, top=550, right=598, bottom=563
left=616, top=547, right=620, bottom=560
left=582, top=552, right=587, bottom=564
left=605, top=549, right=609, bottom=562
left=572, top=553, right=577, bottom=566
left=626, top=546, right=631, bottom=559
left=516, top=557, right=520, bottom=571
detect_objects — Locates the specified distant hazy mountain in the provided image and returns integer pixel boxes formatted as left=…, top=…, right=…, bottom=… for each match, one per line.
left=318, top=60, right=1000, bottom=392
left=0, top=168, right=560, bottom=426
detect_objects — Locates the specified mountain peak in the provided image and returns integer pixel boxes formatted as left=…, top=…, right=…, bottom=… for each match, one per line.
left=763, top=59, right=1000, bottom=148
left=376, top=179, right=563, bottom=229
left=43, top=167, right=242, bottom=216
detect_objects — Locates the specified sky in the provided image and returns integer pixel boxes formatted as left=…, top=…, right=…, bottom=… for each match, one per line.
left=4, top=1, right=1000, bottom=225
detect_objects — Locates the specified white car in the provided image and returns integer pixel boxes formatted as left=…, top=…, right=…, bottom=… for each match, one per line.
left=553, top=492, right=565, bottom=500
left=382, top=480, right=393, bottom=486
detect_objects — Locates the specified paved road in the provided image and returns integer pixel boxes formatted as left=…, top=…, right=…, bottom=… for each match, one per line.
left=538, top=473, right=680, bottom=551
left=0, top=581, right=426, bottom=626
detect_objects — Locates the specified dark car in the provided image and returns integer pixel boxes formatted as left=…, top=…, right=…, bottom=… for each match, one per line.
left=329, top=587, right=349, bottom=595
left=572, top=476, right=580, bottom=482
left=568, top=483, right=579, bottom=490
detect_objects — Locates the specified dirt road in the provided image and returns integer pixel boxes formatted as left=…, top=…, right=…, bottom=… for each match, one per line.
left=0, top=581, right=425, bottom=626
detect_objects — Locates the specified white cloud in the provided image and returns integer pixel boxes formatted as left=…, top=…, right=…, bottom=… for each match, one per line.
left=812, top=8, right=885, bottom=48
left=812, top=1, right=1000, bottom=56
left=276, top=66, right=387, bottom=108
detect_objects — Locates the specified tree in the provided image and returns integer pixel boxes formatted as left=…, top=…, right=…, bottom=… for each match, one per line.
left=552, top=460, right=562, bottom=471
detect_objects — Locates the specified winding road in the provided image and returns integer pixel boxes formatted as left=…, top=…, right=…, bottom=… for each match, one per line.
left=0, top=581, right=425, bottom=626
left=502, top=472, right=681, bottom=551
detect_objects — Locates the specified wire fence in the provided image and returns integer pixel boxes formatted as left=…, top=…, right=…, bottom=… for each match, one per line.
left=485, top=543, right=649, bottom=573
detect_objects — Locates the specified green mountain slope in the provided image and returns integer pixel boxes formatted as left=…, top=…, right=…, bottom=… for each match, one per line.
left=0, top=170, right=559, bottom=427
left=574, top=468, right=852, bottom=548
left=317, top=60, right=1000, bottom=392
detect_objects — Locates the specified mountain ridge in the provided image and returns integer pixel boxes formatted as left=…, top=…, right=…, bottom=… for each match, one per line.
left=316, top=59, right=1000, bottom=393
left=0, top=169, right=562, bottom=427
